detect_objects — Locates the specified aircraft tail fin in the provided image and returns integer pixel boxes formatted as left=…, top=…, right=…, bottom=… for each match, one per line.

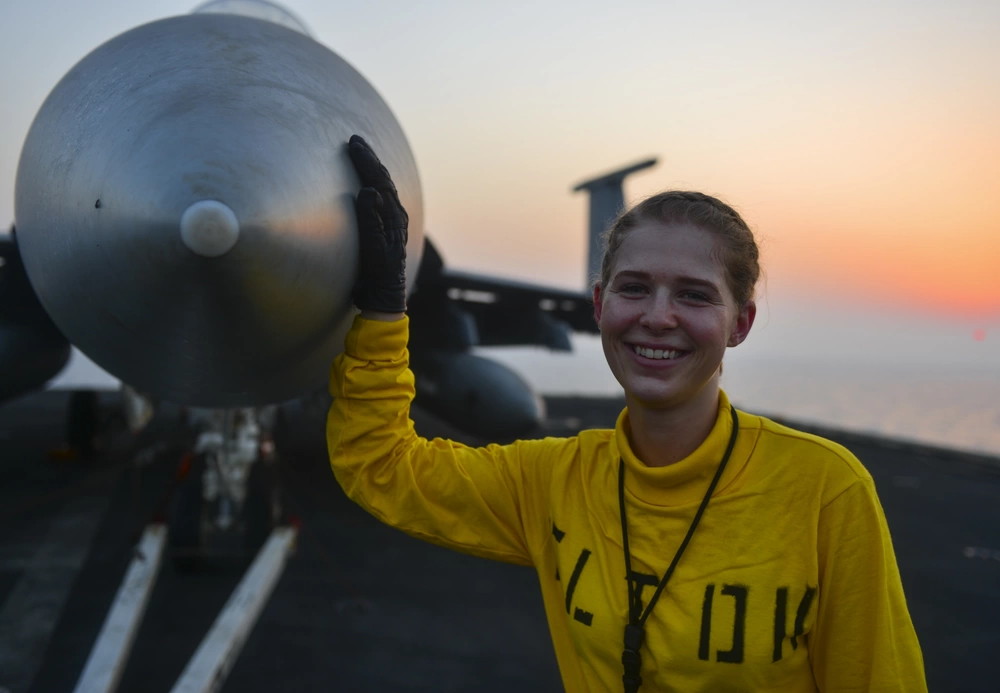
left=572, top=157, right=657, bottom=287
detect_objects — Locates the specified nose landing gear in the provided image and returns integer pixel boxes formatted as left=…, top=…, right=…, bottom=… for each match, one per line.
left=168, top=407, right=282, bottom=570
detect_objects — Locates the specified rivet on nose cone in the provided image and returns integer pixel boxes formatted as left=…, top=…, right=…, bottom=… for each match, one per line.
left=180, top=200, right=240, bottom=257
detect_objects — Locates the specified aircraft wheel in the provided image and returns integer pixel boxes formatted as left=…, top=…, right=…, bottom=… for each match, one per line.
left=244, top=457, right=280, bottom=552
left=272, top=406, right=289, bottom=452
left=66, top=389, right=101, bottom=457
left=169, top=453, right=206, bottom=571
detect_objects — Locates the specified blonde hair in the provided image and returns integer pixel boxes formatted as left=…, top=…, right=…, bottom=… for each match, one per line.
left=597, top=191, right=760, bottom=307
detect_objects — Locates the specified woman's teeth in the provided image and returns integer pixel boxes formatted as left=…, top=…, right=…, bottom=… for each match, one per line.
left=634, top=345, right=682, bottom=360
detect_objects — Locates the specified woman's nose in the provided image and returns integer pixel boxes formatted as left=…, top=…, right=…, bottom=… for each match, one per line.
left=640, top=293, right=679, bottom=330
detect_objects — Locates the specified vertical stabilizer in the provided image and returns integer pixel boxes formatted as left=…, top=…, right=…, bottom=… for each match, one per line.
left=572, top=158, right=657, bottom=286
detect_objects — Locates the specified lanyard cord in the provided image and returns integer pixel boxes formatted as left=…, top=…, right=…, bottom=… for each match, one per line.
left=618, top=406, right=740, bottom=693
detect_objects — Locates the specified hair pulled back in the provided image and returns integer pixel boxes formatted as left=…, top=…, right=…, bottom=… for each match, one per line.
left=597, top=191, right=761, bottom=308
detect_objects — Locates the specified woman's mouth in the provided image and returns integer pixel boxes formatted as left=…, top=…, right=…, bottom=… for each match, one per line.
left=631, top=344, right=686, bottom=361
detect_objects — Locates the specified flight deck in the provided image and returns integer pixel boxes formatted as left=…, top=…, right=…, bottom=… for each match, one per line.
left=1, top=391, right=997, bottom=692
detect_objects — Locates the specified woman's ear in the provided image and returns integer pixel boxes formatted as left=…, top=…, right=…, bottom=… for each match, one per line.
left=728, top=299, right=756, bottom=347
left=592, top=283, right=603, bottom=326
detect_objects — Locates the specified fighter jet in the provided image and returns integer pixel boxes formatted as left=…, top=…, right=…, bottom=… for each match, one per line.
left=1, top=0, right=655, bottom=561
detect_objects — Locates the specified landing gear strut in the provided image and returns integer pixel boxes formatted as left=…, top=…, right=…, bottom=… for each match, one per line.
left=168, top=407, right=282, bottom=569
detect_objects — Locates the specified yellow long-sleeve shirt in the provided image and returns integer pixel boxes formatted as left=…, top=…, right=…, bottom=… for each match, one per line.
left=327, top=316, right=927, bottom=692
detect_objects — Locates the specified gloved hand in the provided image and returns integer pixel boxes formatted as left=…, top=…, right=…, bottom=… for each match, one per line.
left=347, top=134, right=408, bottom=313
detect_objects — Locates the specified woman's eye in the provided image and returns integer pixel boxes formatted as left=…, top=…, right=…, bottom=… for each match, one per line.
left=620, top=284, right=647, bottom=294
left=680, top=291, right=710, bottom=302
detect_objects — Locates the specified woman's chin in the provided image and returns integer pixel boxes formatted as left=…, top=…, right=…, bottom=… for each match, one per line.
left=623, top=372, right=721, bottom=413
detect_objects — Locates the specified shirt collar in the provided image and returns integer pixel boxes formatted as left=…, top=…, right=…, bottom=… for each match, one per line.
left=610, top=390, right=755, bottom=507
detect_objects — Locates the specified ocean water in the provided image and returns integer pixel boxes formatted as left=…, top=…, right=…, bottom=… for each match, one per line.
left=720, top=358, right=1000, bottom=457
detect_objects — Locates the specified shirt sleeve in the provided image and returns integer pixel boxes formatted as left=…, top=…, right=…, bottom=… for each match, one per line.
left=809, top=476, right=928, bottom=692
left=326, top=315, right=551, bottom=566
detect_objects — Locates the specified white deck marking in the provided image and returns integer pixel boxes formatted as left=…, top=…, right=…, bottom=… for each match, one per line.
left=962, top=546, right=1000, bottom=561
left=72, top=524, right=167, bottom=693
left=170, top=526, right=298, bottom=693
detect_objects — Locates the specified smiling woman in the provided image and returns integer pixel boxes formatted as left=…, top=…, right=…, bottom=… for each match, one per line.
left=594, top=224, right=753, bottom=463
left=327, top=139, right=928, bottom=692
left=592, top=192, right=759, bottom=468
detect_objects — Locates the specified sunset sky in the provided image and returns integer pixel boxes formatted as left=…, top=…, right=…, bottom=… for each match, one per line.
left=2, top=0, right=998, bottom=397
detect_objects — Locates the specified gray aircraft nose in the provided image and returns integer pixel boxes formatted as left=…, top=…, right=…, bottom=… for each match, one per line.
left=14, top=12, right=423, bottom=407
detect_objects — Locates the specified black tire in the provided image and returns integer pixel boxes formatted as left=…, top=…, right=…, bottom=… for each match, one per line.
left=169, top=453, right=206, bottom=571
left=243, top=458, right=280, bottom=553
left=66, top=389, right=100, bottom=456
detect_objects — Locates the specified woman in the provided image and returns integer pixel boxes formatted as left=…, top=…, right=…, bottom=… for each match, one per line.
left=328, top=135, right=927, bottom=692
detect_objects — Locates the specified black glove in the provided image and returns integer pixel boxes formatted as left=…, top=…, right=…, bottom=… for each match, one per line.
left=347, top=134, right=408, bottom=313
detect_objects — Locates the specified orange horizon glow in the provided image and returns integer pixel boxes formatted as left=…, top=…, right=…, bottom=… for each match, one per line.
left=758, top=197, right=1000, bottom=319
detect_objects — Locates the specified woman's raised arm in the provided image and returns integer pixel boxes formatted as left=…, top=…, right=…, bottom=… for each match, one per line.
left=326, top=136, right=556, bottom=565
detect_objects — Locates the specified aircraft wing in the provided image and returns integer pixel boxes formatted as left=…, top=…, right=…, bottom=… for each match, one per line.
left=407, top=238, right=597, bottom=352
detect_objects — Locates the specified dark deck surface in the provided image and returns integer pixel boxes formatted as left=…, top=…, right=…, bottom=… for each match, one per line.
left=0, top=390, right=997, bottom=692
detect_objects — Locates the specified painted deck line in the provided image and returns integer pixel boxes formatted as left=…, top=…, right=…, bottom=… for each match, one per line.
left=0, top=494, right=108, bottom=693
left=169, top=526, right=298, bottom=693
left=72, top=524, right=168, bottom=693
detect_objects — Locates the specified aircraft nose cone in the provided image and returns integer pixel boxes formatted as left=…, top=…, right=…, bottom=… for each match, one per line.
left=14, top=13, right=423, bottom=406
left=180, top=201, right=241, bottom=258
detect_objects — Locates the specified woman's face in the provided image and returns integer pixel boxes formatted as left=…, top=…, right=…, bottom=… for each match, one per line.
left=592, top=221, right=755, bottom=413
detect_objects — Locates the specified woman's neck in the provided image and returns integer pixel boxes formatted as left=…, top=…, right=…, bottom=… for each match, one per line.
left=626, top=384, right=721, bottom=467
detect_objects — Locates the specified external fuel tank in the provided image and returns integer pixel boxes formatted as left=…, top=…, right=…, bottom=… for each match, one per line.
left=14, top=10, right=423, bottom=406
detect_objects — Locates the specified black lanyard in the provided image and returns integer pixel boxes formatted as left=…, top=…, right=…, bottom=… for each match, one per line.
left=619, top=406, right=740, bottom=693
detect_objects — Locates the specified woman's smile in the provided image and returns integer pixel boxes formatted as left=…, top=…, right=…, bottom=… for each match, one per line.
left=629, top=344, right=688, bottom=361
